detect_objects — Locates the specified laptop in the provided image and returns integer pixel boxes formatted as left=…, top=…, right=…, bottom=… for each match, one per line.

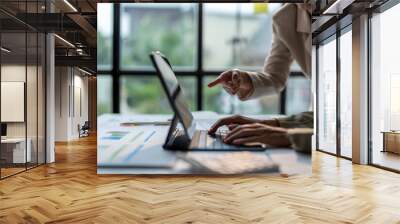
left=150, top=51, right=265, bottom=151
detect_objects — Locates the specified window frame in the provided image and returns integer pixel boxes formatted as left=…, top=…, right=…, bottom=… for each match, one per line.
left=314, top=0, right=400, bottom=173
left=0, top=2, right=47, bottom=179
left=97, top=3, right=304, bottom=114
left=367, top=0, right=400, bottom=173
left=314, top=15, right=352, bottom=160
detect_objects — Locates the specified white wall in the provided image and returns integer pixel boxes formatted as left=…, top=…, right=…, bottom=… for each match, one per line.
left=1, top=64, right=46, bottom=164
left=54, top=67, right=89, bottom=141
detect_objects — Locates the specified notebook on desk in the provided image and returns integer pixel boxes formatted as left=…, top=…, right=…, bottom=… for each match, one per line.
left=97, top=127, right=177, bottom=168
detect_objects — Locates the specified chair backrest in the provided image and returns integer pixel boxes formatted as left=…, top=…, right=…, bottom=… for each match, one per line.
left=82, top=121, right=90, bottom=129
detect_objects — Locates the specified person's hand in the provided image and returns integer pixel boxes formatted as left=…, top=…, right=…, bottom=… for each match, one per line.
left=223, top=123, right=291, bottom=147
left=207, top=69, right=254, bottom=100
left=208, top=115, right=262, bottom=135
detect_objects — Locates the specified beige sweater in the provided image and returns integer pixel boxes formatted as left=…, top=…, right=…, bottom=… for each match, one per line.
left=248, top=4, right=313, bottom=153
left=248, top=3, right=311, bottom=98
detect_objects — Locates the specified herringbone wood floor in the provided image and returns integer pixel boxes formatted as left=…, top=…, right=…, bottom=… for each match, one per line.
left=1, top=134, right=400, bottom=224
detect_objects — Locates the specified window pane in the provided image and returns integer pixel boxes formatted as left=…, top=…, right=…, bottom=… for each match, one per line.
left=97, top=3, right=113, bottom=71
left=340, top=30, right=352, bottom=158
left=1, top=31, right=28, bottom=177
left=120, top=76, right=196, bottom=114
left=285, top=76, right=311, bottom=115
left=317, top=38, right=337, bottom=154
left=27, top=32, right=38, bottom=169
left=371, top=5, right=400, bottom=171
left=203, top=3, right=290, bottom=70
left=97, top=75, right=113, bottom=115
left=203, top=76, right=280, bottom=114
left=120, top=3, right=197, bottom=70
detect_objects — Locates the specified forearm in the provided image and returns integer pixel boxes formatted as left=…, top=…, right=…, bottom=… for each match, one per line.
left=263, top=112, right=314, bottom=153
left=276, top=111, right=313, bottom=129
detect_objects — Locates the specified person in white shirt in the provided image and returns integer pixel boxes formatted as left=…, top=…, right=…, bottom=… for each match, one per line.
left=208, top=3, right=313, bottom=152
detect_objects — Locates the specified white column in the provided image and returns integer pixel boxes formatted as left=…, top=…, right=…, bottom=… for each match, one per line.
left=352, top=14, right=369, bottom=164
left=46, top=33, right=55, bottom=163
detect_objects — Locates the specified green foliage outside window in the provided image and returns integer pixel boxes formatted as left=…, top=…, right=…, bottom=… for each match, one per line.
left=120, top=14, right=196, bottom=68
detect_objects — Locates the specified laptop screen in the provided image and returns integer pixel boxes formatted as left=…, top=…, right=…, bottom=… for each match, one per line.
left=150, top=52, right=195, bottom=137
left=152, top=53, right=179, bottom=96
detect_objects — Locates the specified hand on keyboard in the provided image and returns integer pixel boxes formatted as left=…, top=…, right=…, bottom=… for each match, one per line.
left=222, top=123, right=291, bottom=148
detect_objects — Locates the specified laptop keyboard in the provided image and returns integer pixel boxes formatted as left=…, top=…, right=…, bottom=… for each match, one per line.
left=199, top=130, right=230, bottom=149
left=190, top=129, right=264, bottom=151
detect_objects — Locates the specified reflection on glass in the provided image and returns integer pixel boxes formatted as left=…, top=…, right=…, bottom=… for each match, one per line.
left=285, top=76, right=311, bottom=115
left=97, top=75, right=113, bottom=115
left=120, top=76, right=196, bottom=114
left=340, top=30, right=352, bottom=158
left=203, top=76, right=280, bottom=114
left=97, top=3, right=113, bottom=70
left=371, top=5, right=400, bottom=170
left=318, top=38, right=337, bottom=154
left=120, top=3, right=197, bottom=70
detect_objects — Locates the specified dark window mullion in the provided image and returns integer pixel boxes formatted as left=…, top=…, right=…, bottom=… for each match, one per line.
left=316, top=44, right=320, bottom=151
left=112, top=4, right=120, bottom=113
left=0, top=21, right=2, bottom=179
left=197, top=3, right=203, bottom=111
left=336, top=29, right=341, bottom=157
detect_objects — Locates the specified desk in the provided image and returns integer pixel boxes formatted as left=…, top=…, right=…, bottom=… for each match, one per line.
left=382, top=131, right=400, bottom=154
left=97, top=113, right=311, bottom=176
left=1, top=138, right=31, bottom=164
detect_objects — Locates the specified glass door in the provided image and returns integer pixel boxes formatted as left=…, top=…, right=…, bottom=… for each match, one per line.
left=0, top=0, right=47, bottom=179
left=370, top=3, right=400, bottom=171
left=339, top=28, right=352, bottom=159
left=317, top=36, right=337, bottom=155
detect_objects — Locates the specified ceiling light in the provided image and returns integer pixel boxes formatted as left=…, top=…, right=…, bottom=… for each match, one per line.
left=1, top=47, right=11, bottom=53
left=78, top=67, right=92, bottom=76
left=63, top=0, right=78, bottom=12
left=54, top=34, right=75, bottom=48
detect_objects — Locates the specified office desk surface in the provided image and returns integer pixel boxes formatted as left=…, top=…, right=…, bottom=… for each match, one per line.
left=97, top=113, right=311, bottom=176
left=1, top=138, right=26, bottom=143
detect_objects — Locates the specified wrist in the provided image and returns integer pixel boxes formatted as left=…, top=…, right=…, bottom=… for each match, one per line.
left=237, top=71, right=254, bottom=100
left=262, top=119, right=279, bottom=127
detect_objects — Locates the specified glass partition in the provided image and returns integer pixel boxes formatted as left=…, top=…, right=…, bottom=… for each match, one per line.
left=27, top=31, right=38, bottom=169
left=339, top=29, right=352, bottom=158
left=317, top=37, right=337, bottom=154
left=370, top=4, right=400, bottom=171
left=1, top=31, right=28, bottom=177
left=0, top=1, right=46, bottom=179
